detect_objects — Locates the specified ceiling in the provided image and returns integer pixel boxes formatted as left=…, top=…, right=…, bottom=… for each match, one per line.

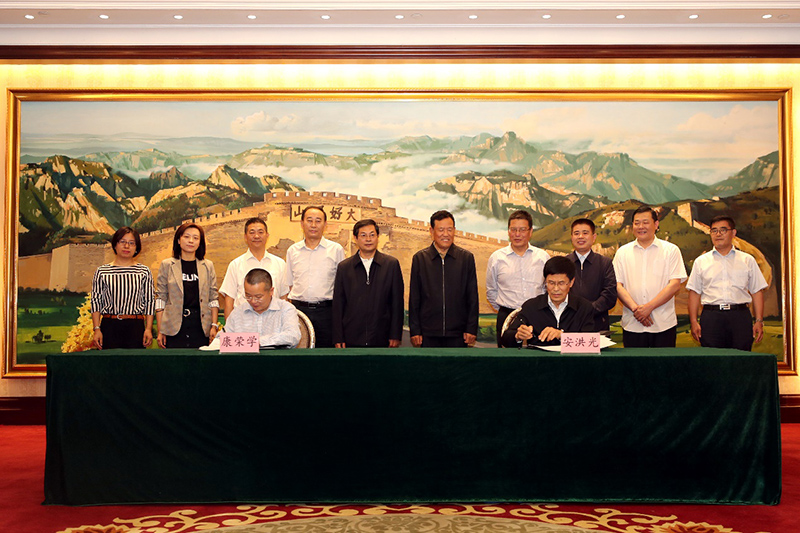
left=1, top=1, right=800, bottom=46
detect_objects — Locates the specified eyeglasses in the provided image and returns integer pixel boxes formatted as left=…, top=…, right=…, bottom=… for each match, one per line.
left=509, top=227, right=531, bottom=234
left=244, top=294, right=267, bottom=302
left=546, top=280, right=570, bottom=288
left=710, top=228, right=731, bottom=235
left=118, top=240, right=136, bottom=247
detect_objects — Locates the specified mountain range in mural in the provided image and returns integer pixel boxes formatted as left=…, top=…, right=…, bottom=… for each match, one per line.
left=18, top=130, right=779, bottom=257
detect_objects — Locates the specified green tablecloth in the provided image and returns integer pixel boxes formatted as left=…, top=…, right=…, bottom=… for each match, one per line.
left=44, top=347, right=781, bottom=505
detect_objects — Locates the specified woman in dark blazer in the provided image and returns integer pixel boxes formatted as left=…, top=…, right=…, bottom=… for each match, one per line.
left=155, top=223, right=219, bottom=348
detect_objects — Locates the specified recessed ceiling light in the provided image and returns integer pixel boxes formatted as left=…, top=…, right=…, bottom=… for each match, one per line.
left=99, top=14, right=109, bottom=20
left=468, top=15, right=478, bottom=20
left=762, top=14, right=773, bottom=19
left=542, top=14, right=552, bottom=20
left=321, top=14, right=331, bottom=20
left=616, top=14, right=626, bottom=20
left=395, top=15, right=404, bottom=20
left=247, top=15, right=257, bottom=20
left=173, top=14, right=183, bottom=20
left=688, top=14, right=699, bottom=20
left=24, top=14, right=34, bottom=20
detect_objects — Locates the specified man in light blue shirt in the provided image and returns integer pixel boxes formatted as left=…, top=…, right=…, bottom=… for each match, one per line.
left=687, top=215, right=768, bottom=351
left=486, top=210, right=549, bottom=346
left=225, top=268, right=301, bottom=349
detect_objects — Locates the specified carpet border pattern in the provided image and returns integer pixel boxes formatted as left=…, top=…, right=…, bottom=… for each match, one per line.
left=57, top=504, right=748, bottom=533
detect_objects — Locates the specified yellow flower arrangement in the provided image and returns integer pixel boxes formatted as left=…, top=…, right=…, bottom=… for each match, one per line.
left=61, top=293, right=95, bottom=353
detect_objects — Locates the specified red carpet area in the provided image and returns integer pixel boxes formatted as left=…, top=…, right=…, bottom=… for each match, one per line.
left=1, top=424, right=797, bottom=533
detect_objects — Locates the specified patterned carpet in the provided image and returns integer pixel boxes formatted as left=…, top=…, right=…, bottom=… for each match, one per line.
left=57, top=504, right=740, bottom=533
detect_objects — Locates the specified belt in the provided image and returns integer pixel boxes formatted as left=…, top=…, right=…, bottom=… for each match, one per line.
left=102, top=314, right=147, bottom=320
left=702, top=304, right=750, bottom=311
left=292, top=300, right=333, bottom=309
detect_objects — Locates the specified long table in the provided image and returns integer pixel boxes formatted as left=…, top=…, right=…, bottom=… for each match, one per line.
left=44, top=347, right=781, bottom=505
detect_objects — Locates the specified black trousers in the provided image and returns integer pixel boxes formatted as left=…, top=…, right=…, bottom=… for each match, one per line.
left=295, top=304, right=334, bottom=348
left=623, top=326, right=677, bottom=348
left=495, top=306, right=515, bottom=348
left=165, top=310, right=208, bottom=349
left=100, top=318, right=146, bottom=349
left=422, top=336, right=468, bottom=348
left=700, top=307, right=754, bottom=351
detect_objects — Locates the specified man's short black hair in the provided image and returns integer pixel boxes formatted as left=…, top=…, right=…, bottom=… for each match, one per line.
left=353, top=219, right=380, bottom=237
left=543, top=255, right=576, bottom=281
left=302, top=206, right=327, bottom=222
left=244, top=268, right=273, bottom=290
left=710, top=215, right=736, bottom=230
left=508, top=210, right=533, bottom=229
left=430, top=210, right=455, bottom=227
left=244, top=217, right=268, bottom=234
left=110, top=226, right=142, bottom=257
left=571, top=218, right=596, bottom=232
left=631, top=205, right=658, bottom=223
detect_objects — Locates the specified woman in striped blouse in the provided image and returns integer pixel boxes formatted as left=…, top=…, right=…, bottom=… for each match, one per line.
left=91, top=227, right=155, bottom=349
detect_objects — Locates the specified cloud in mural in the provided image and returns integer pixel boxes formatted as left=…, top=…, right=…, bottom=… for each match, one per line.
left=238, top=153, right=510, bottom=238
left=230, top=105, right=499, bottom=143
left=501, top=101, right=777, bottom=184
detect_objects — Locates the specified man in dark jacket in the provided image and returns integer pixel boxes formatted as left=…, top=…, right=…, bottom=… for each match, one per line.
left=501, top=255, right=596, bottom=347
left=332, top=219, right=404, bottom=348
left=566, top=218, right=617, bottom=332
left=409, top=210, right=479, bottom=348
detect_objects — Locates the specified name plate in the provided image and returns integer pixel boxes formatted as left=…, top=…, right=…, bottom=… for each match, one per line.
left=560, top=332, right=602, bottom=354
left=218, top=332, right=260, bottom=353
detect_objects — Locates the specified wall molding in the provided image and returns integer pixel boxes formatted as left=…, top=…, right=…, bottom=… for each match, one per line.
left=2, top=44, right=800, bottom=61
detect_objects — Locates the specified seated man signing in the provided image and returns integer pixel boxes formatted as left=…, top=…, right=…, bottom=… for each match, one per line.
left=224, top=268, right=301, bottom=349
left=501, top=256, right=596, bottom=348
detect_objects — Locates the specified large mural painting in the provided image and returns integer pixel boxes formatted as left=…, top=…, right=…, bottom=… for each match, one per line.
left=12, top=95, right=782, bottom=368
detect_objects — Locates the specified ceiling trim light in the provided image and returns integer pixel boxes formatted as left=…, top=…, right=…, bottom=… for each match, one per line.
left=173, top=14, right=183, bottom=20
left=320, top=14, right=331, bottom=20
left=688, top=14, right=699, bottom=20
left=99, top=14, right=109, bottom=20
left=468, top=14, right=478, bottom=20
left=616, top=14, right=626, bottom=20
left=24, top=14, right=34, bottom=20
left=395, top=14, right=404, bottom=20
left=542, top=14, right=552, bottom=19
left=247, top=15, right=257, bottom=20
left=762, top=14, right=773, bottom=19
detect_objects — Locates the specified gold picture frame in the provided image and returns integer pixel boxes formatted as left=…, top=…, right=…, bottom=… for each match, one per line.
left=0, top=57, right=797, bottom=378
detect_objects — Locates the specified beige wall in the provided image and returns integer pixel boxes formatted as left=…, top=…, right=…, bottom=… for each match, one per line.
left=2, top=61, right=799, bottom=396
left=17, top=253, right=51, bottom=290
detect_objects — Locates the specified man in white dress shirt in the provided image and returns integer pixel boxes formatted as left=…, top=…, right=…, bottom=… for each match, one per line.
left=613, top=205, right=687, bottom=348
left=485, top=210, right=550, bottom=346
left=286, top=206, right=345, bottom=348
left=225, top=268, right=300, bottom=349
left=686, top=215, right=767, bottom=351
left=220, top=217, right=289, bottom=318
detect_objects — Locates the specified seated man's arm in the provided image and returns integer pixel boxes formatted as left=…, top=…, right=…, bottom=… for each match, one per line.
left=500, top=311, right=530, bottom=347
left=260, top=306, right=301, bottom=348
